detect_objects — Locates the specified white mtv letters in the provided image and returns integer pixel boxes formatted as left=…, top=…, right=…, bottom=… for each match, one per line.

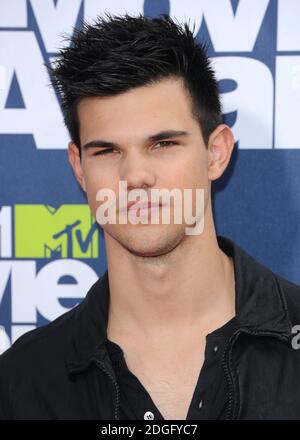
left=0, top=260, right=98, bottom=343
left=0, top=31, right=69, bottom=149
left=275, top=56, right=300, bottom=148
left=277, top=0, right=300, bottom=51
left=0, top=0, right=27, bottom=28
left=2, top=0, right=298, bottom=51
left=0, top=0, right=299, bottom=149
left=30, top=0, right=82, bottom=53
left=0, top=207, right=12, bottom=258
left=170, top=0, right=270, bottom=52
left=0, top=325, right=11, bottom=355
left=213, top=57, right=273, bottom=149
left=0, top=259, right=98, bottom=322
left=84, top=0, right=144, bottom=25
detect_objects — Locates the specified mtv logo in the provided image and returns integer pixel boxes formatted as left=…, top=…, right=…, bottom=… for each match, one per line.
left=14, top=205, right=99, bottom=258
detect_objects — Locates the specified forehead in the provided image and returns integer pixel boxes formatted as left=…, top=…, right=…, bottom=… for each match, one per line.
left=76, top=77, right=196, bottom=142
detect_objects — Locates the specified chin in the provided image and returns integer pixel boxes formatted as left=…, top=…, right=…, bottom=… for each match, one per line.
left=118, top=226, right=186, bottom=257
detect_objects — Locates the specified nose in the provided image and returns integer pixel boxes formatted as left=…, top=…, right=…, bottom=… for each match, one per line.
left=119, top=149, right=156, bottom=191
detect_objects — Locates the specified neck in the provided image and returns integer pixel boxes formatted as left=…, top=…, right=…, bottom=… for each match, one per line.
left=105, top=203, right=236, bottom=345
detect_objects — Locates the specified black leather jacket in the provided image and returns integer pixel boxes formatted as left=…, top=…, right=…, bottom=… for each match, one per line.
left=0, top=235, right=300, bottom=420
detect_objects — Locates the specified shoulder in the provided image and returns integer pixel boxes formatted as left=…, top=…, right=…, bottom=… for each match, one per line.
left=0, top=301, right=84, bottom=418
left=275, top=272, right=300, bottom=324
left=0, top=300, right=81, bottom=374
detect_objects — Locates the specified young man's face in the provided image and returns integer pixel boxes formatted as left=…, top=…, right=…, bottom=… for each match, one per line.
left=69, top=76, right=233, bottom=257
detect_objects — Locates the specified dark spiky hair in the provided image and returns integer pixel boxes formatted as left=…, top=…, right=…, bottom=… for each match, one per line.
left=47, top=13, right=222, bottom=158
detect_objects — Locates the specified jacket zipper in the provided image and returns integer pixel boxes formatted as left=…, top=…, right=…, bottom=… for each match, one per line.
left=222, top=328, right=291, bottom=420
left=93, top=359, right=121, bottom=420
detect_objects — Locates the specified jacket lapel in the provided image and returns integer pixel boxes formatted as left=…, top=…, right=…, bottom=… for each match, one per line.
left=65, top=235, right=293, bottom=375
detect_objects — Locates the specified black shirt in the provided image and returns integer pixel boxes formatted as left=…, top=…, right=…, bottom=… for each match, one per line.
left=105, top=316, right=238, bottom=420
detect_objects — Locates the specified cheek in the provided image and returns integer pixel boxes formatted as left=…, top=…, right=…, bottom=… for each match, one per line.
left=83, top=160, right=111, bottom=192
left=84, top=174, right=113, bottom=218
left=168, top=153, right=208, bottom=189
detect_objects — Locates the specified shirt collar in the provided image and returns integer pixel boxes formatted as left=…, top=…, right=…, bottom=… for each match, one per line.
left=65, top=235, right=293, bottom=374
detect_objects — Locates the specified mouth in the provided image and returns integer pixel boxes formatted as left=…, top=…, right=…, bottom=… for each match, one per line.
left=127, top=201, right=161, bottom=212
left=127, top=203, right=162, bottom=219
left=116, top=199, right=162, bottom=212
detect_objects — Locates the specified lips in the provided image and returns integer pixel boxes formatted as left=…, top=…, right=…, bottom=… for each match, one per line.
left=127, top=201, right=160, bottom=211
left=127, top=202, right=160, bottom=212
left=118, top=199, right=162, bottom=214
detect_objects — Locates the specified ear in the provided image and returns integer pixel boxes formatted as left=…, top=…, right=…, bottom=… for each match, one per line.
left=68, top=142, right=87, bottom=192
left=207, top=124, right=235, bottom=181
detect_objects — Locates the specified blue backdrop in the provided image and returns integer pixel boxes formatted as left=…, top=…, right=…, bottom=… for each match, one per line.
left=0, top=0, right=300, bottom=352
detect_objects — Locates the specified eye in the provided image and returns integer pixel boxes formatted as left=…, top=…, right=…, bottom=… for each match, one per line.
left=155, top=141, right=177, bottom=149
left=93, top=148, right=115, bottom=156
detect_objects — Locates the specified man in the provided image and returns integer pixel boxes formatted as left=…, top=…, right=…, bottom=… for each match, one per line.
left=0, top=13, right=300, bottom=420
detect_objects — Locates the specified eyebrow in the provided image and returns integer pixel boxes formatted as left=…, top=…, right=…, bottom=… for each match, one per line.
left=82, top=130, right=190, bottom=150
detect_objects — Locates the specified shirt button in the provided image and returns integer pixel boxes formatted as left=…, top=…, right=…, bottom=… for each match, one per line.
left=198, top=399, right=204, bottom=409
left=213, top=345, right=219, bottom=353
left=144, top=411, right=154, bottom=420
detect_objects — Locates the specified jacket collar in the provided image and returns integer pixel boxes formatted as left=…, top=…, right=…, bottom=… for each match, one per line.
left=65, top=235, right=293, bottom=374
